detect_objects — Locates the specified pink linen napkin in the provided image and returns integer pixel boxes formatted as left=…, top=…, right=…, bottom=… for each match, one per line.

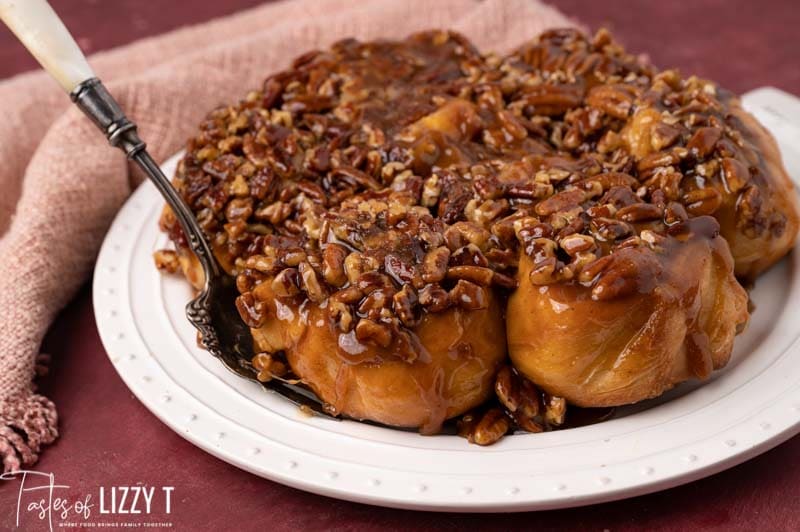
left=0, top=0, right=574, bottom=472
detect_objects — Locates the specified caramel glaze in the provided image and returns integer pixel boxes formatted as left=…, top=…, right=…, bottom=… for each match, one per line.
left=721, top=102, right=800, bottom=278
left=250, top=282, right=506, bottom=433
left=508, top=216, right=749, bottom=407
left=622, top=84, right=800, bottom=280
left=157, top=28, right=798, bottom=437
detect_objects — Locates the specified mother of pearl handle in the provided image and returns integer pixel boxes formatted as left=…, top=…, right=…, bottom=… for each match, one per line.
left=0, top=0, right=94, bottom=92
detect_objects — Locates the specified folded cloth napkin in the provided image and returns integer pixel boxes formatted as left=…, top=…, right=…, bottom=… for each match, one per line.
left=0, top=0, right=574, bottom=471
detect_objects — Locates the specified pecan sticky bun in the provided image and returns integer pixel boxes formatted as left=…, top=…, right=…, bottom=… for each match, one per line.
left=157, top=28, right=798, bottom=442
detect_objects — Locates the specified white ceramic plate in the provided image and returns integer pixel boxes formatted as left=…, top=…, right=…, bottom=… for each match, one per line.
left=94, top=88, right=800, bottom=512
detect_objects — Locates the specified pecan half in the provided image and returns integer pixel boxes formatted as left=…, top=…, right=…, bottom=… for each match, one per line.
left=682, top=187, right=723, bottom=216
left=686, top=126, right=722, bottom=158
left=457, top=408, right=511, bottom=446
left=235, top=292, right=267, bottom=328
left=616, top=203, right=663, bottom=222
left=355, top=319, right=393, bottom=348
left=298, top=261, right=325, bottom=302
left=418, top=284, right=452, bottom=312
left=421, top=246, right=451, bottom=283
left=322, top=244, right=348, bottom=287
left=449, top=280, right=488, bottom=310
left=587, top=84, right=636, bottom=119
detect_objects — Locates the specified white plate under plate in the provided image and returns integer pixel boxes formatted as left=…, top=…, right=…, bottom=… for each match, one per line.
left=94, top=87, right=800, bottom=512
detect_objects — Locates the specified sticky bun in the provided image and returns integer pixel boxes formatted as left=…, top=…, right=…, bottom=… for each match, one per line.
left=158, top=28, right=798, bottom=441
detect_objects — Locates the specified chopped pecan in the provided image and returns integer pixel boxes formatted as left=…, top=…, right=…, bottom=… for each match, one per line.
left=283, top=249, right=307, bottom=267
left=637, top=149, right=682, bottom=172
left=528, top=256, right=559, bottom=285
left=254, top=201, right=292, bottom=224
left=737, top=185, right=765, bottom=236
left=682, top=187, right=723, bottom=216
left=591, top=247, right=662, bottom=300
left=332, top=166, right=382, bottom=191
left=586, top=84, right=636, bottom=119
left=466, top=198, right=509, bottom=226
left=421, top=175, right=442, bottom=207
left=720, top=157, right=750, bottom=193
left=543, top=394, right=567, bottom=426
left=235, top=292, right=267, bottom=328
left=418, top=284, right=452, bottom=312
left=664, top=201, right=689, bottom=225
left=506, top=182, right=554, bottom=200
left=444, top=222, right=491, bottom=251
left=449, top=280, right=488, bottom=310
left=437, top=172, right=473, bottom=223
left=446, top=265, right=495, bottom=286
left=344, top=252, right=380, bottom=285
left=153, top=250, right=180, bottom=274
left=650, top=122, right=682, bottom=151
left=583, top=172, right=638, bottom=191
left=356, top=271, right=394, bottom=295
left=577, top=254, right=613, bottom=283
left=384, top=254, right=417, bottom=285
left=328, top=299, right=354, bottom=332
left=686, top=126, right=722, bottom=158
left=457, top=408, right=511, bottom=446
left=616, top=203, right=663, bottom=222
left=496, top=367, right=538, bottom=417
left=393, top=285, right=419, bottom=326
left=590, top=217, right=634, bottom=241
left=322, top=244, right=348, bottom=287
left=358, top=289, right=393, bottom=319
left=640, top=230, right=667, bottom=252
left=332, top=285, right=364, bottom=304
left=355, top=319, right=393, bottom=348
left=271, top=268, right=300, bottom=297
left=245, top=253, right=279, bottom=274
left=421, top=247, right=451, bottom=283
left=518, top=84, right=583, bottom=116
left=298, top=261, right=325, bottom=302
left=535, top=188, right=585, bottom=217
left=251, top=352, right=288, bottom=383
left=450, top=244, right=489, bottom=267
left=559, top=233, right=596, bottom=256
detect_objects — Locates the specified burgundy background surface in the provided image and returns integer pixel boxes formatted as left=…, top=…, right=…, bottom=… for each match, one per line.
left=1, top=1, right=799, bottom=530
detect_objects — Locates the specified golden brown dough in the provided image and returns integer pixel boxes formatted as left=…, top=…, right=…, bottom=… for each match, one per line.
left=251, top=281, right=506, bottom=432
left=720, top=103, right=799, bottom=277
left=507, top=218, right=749, bottom=407
left=233, top=188, right=512, bottom=432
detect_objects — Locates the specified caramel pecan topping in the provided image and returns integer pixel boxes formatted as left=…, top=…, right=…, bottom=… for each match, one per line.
left=157, top=27, right=778, bottom=443
left=164, top=28, right=762, bottom=314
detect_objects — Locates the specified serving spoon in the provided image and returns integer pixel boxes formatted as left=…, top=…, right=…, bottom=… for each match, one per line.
left=0, top=0, right=331, bottom=417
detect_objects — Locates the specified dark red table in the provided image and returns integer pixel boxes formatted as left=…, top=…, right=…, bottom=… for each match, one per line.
left=1, top=1, right=799, bottom=530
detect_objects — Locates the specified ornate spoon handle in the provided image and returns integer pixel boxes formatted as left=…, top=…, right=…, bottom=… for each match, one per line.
left=2, top=0, right=337, bottom=419
left=69, top=79, right=223, bottom=281
left=0, top=0, right=221, bottom=283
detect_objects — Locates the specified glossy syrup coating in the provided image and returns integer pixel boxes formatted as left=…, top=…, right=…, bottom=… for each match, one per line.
left=158, top=28, right=797, bottom=436
left=507, top=217, right=749, bottom=407
left=619, top=73, right=800, bottom=279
